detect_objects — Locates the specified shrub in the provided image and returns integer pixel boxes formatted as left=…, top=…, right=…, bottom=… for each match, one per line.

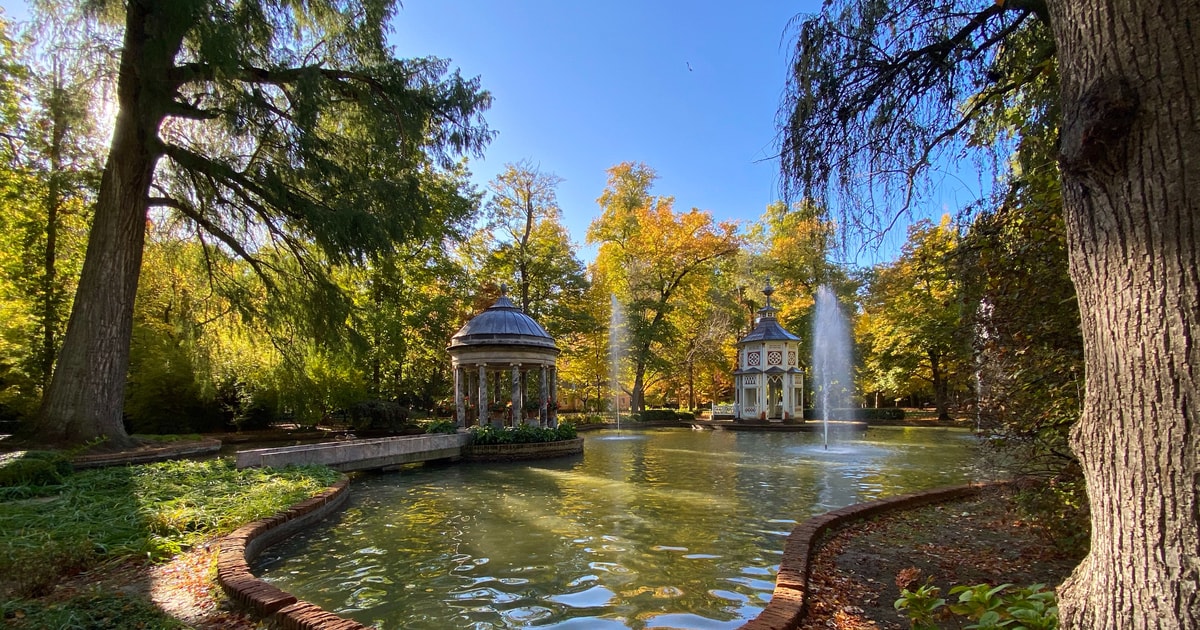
left=893, top=579, right=945, bottom=630
left=348, top=399, right=408, bottom=431
left=1014, top=474, right=1090, bottom=557
left=895, top=580, right=1058, bottom=630
left=675, top=410, right=696, bottom=422
left=803, top=407, right=906, bottom=421
left=469, top=422, right=576, bottom=445
left=639, top=409, right=679, bottom=423
left=425, top=419, right=459, bottom=434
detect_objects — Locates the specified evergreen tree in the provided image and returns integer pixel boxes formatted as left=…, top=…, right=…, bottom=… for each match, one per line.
left=28, top=1, right=492, bottom=447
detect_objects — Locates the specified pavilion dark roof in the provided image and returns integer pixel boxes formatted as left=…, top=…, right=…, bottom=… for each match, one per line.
left=448, top=292, right=558, bottom=351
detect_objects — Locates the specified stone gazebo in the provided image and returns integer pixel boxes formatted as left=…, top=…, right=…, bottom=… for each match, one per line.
left=734, top=281, right=804, bottom=422
left=448, top=285, right=560, bottom=428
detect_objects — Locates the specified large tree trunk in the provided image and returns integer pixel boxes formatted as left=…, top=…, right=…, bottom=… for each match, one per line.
left=928, top=350, right=950, bottom=422
left=631, top=359, right=646, bottom=412
left=39, top=81, right=65, bottom=389
left=29, top=2, right=188, bottom=448
left=1050, top=0, right=1200, bottom=626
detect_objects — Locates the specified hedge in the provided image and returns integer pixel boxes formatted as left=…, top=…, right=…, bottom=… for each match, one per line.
left=802, top=407, right=906, bottom=421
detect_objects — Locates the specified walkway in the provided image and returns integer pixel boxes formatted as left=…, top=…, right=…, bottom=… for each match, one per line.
left=234, top=433, right=470, bottom=472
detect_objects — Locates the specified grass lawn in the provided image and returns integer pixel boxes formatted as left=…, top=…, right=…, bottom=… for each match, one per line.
left=0, top=454, right=340, bottom=627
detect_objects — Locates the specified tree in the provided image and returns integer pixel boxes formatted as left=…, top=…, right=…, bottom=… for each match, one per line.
left=779, top=0, right=1199, bottom=625
left=858, top=217, right=970, bottom=420
left=475, top=163, right=588, bottom=339
left=588, top=162, right=740, bottom=411
left=27, top=1, right=491, bottom=448
left=481, top=161, right=573, bottom=314
left=0, top=12, right=101, bottom=418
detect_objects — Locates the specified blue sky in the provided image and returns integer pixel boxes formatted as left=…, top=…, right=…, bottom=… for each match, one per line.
left=1, top=1, right=972, bottom=265
left=386, top=1, right=813, bottom=262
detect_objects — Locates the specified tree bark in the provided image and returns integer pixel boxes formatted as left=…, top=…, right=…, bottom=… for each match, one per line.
left=928, top=350, right=951, bottom=422
left=1049, top=0, right=1200, bottom=626
left=30, top=2, right=190, bottom=447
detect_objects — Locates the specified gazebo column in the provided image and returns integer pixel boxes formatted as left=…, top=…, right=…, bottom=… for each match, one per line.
left=733, top=374, right=740, bottom=421
left=759, top=373, right=767, bottom=421
left=511, top=364, right=523, bottom=426
left=478, top=364, right=490, bottom=427
left=798, top=369, right=805, bottom=418
left=539, top=365, right=548, bottom=427
left=455, top=365, right=466, bottom=428
left=549, top=366, right=558, bottom=427
left=782, top=374, right=792, bottom=422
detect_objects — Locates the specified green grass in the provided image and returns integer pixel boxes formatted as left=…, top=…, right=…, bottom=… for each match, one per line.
left=2, top=593, right=189, bottom=629
left=0, top=457, right=340, bottom=598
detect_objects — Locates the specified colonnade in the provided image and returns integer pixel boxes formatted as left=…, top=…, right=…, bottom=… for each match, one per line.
left=453, top=362, right=558, bottom=428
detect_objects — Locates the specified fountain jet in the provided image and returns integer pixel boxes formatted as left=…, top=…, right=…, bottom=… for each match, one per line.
left=609, top=294, right=625, bottom=432
left=812, top=285, right=852, bottom=449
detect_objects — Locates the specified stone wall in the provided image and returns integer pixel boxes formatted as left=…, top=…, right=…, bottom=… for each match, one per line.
left=462, top=437, right=584, bottom=462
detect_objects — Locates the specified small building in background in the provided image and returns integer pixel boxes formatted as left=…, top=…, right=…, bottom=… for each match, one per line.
left=734, top=281, right=803, bottom=422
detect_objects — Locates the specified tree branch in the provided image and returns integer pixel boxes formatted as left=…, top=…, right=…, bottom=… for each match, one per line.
left=147, top=195, right=277, bottom=291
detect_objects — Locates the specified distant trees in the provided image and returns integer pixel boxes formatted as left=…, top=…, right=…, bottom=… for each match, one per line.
left=588, top=163, right=740, bottom=412
left=476, top=161, right=588, bottom=338
left=858, top=217, right=970, bottom=420
left=0, top=13, right=101, bottom=420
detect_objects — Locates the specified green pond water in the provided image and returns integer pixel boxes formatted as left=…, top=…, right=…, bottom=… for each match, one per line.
left=255, top=426, right=981, bottom=629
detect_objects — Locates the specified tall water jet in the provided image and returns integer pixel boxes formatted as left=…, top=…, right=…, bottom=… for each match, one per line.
left=812, top=285, right=853, bottom=449
left=609, top=294, right=625, bottom=432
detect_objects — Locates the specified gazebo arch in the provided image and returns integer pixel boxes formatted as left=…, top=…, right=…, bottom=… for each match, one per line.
left=447, top=285, right=561, bottom=428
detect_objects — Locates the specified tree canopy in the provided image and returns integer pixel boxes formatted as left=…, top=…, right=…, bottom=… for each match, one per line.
left=29, top=0, right=493, bottom=446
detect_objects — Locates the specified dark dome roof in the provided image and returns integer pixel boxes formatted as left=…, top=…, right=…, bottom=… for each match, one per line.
left=740, top=316, right=801, bottom=343
left=448, top=291, right=558, bottom=351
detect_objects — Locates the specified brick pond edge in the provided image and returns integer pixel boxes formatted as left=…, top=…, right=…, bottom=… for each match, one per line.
left=737, top=481, right=1009, bottom=630
left=215, top=476, right=373, bottom=630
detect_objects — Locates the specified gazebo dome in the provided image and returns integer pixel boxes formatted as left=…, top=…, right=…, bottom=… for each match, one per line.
left=448, top=286, right=558, bottom=352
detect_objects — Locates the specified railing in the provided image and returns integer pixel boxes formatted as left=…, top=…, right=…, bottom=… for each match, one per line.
left=711, top=403, right=735, bottom=417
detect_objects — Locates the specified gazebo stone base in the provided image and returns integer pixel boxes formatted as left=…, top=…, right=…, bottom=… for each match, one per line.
left=462, top=438, right=583, bottom=462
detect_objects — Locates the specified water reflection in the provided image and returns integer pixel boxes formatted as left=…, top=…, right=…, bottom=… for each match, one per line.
left=255, top=427, right=979, bottom=629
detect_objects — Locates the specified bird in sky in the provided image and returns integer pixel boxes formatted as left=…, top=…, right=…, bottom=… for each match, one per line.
left=686, top=61, right=693, bottom=72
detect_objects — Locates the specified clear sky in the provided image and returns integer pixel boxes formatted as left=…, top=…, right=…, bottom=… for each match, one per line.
left=0, top=1, right=971, bottom=265
left=386, top=1, right=815, bottom=263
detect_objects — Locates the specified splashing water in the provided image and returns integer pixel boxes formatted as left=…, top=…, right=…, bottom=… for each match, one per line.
left=812, top=285, right=853, bottom=449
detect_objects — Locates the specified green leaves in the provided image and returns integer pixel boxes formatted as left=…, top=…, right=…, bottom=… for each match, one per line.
left=896, top=581, right=1059, bottom=630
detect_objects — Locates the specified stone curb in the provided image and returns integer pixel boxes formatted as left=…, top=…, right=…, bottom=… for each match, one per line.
left=71, top=438, right=223, bottom=469
left=216, top=476, right=373, bottom=630
left=462, top=437, right=584, bottom=461
left=737, top=481, right=1009, bottom=630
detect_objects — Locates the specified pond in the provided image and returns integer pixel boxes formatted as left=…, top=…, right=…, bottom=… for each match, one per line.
left=255, top=426, right=982, bottom=629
